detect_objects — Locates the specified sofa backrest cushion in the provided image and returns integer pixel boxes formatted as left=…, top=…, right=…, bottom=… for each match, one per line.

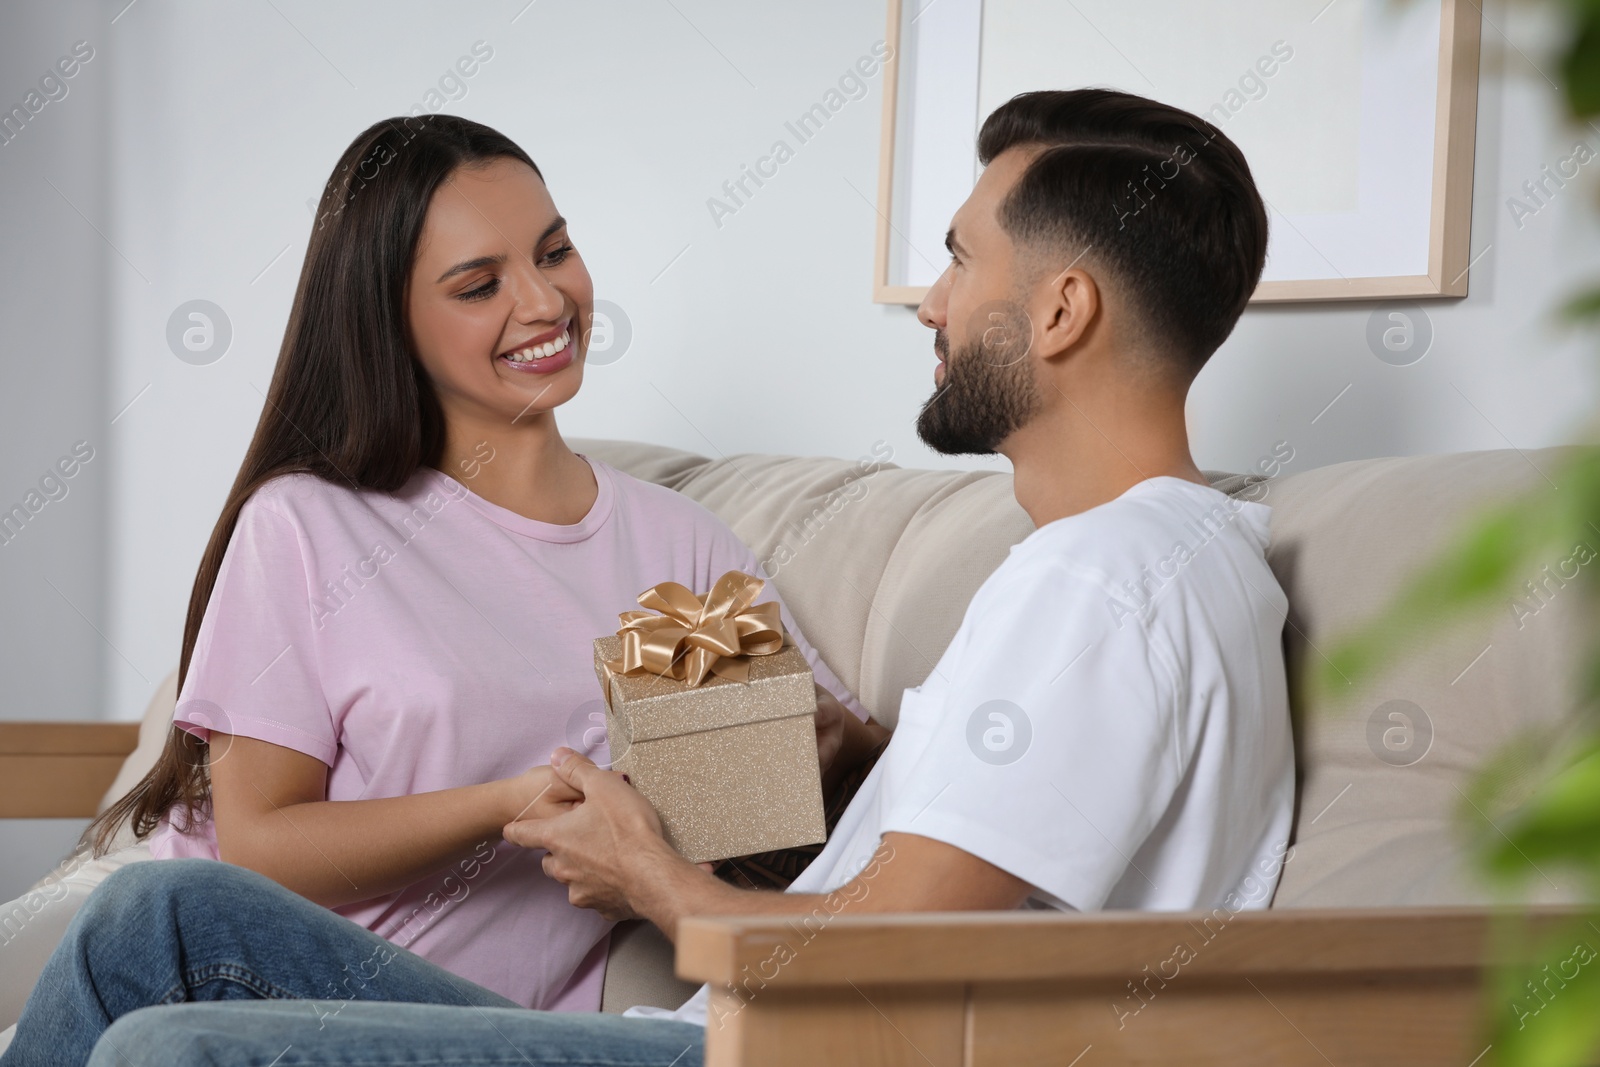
left=1252, top=446, right=1590, bottom=907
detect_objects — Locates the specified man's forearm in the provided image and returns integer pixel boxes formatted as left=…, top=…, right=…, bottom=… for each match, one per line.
left=626, top=839, right=766, bottom=939
left=627, top=837, right=858, bottom=942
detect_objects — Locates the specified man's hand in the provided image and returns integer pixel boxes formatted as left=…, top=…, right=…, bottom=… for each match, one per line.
left=502, top=748, right=680, bottom=922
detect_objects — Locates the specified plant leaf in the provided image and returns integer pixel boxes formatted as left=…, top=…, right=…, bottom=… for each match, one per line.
left=1560, top=286, right=1600, bottom=324
left=1559, top=3, right=1600, bottom=117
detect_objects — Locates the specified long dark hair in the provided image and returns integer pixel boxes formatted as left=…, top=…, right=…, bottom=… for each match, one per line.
left=84, top=114, right=543, bottom=856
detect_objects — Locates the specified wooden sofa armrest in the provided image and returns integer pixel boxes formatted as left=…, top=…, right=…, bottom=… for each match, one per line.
left=0, top=723, right=140, bottom=818
left=677, top=906, right=1586, bottom=1067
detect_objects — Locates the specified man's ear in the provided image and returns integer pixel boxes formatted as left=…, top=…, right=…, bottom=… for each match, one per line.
left=1033, top=267, right=1100, bottom=363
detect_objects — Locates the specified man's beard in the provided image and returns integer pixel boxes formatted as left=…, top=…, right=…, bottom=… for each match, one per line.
left=915, top=324, right=1044, bottom=455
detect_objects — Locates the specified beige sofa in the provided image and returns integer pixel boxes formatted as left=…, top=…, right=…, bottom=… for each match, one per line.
left=1, top=438, right=1589, bottom=1064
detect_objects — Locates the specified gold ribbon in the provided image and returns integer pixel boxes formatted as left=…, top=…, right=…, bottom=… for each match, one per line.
left=605, top=570, right=786, bottom=687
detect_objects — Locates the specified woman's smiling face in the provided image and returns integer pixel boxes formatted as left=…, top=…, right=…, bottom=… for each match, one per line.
left=406, top=156, right=594, bottom=426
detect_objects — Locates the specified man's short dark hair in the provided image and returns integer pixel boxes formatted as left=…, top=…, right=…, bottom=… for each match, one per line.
left=977, top=88, right=1269, bottom=379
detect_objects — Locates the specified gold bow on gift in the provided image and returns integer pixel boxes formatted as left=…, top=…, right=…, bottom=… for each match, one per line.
left=605, top=570, right=786, bottom=687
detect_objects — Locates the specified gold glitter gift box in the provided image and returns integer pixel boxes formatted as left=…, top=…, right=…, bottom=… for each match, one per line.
left=591, top=571, right=827, bottom=864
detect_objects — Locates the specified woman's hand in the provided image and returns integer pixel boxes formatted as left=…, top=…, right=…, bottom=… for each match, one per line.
left=498, top=765, right=583, bottom=825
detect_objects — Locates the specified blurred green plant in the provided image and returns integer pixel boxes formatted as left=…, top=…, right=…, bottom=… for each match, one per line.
left=1318, top=7, right=1600, bottom=1064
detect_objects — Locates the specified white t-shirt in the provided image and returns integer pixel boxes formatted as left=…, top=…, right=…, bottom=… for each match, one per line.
left=627, top=475, right=1296, bottom=1028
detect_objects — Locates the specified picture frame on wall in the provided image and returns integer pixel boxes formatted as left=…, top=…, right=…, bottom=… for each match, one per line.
left=872, top=0, right=1483, bottom=305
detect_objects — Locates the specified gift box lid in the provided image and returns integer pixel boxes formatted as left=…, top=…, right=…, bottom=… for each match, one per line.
left=593, top=635, right=815, bottom=744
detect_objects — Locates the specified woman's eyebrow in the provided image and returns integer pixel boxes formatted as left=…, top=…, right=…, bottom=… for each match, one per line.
left=434, top=216, right=568, bottom=284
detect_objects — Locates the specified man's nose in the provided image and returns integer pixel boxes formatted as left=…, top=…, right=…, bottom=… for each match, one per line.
left=917, top=266, right=952, bottom=330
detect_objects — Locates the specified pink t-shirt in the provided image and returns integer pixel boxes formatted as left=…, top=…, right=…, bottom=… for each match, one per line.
left=146, top=453, right=867, bottom=1011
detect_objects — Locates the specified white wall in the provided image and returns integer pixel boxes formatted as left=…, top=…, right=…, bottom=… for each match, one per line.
left=0, top=0, right=111, bottom=897
left=0, top=0, right=109, bottom=728
left=1, top=0, right=1597, bottom=735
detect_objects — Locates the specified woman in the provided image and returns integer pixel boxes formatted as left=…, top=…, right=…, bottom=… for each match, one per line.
left=2, top=113, right=881, bottom=1066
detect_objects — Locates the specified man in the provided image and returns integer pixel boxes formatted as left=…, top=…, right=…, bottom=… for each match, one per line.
left=86, top=87, right=1295, bottom=1066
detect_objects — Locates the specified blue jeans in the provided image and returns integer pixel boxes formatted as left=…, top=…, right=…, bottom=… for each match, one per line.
left=89, top=1001, right=706, bottom=1067
left=1, top=859, right=703, bottom=1067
